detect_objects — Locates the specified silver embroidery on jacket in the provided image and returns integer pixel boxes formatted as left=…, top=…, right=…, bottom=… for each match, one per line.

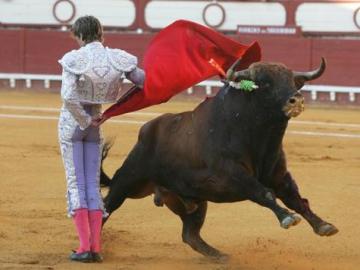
left=59, top=41, right=137, bottom=104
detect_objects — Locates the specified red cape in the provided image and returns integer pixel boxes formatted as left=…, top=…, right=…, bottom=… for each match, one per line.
left=104, top=20, right=261, bottom=118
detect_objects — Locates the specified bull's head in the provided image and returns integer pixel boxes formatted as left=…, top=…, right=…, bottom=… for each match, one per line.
left=225, top=58, right=326, bottom=118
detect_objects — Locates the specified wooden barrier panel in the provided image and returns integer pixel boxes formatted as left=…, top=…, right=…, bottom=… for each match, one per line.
left=311, top=38, right=360, bottom=85
left=0, top=30, right=24, bottom=73
left=3, top=29, right=155, bottom=74
left=24, top=30, right=76, bottom=74
left=236, top=34, right=312, bottom=71
left=1, top=28, right=360, bottom=87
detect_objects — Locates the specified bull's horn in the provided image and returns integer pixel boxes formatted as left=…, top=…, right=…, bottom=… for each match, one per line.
left=293, top=57, right=326, bottom=89
left=226, top=58, right=242, bottom=81
left=226, top=58, right=250, bottom=81
left=226, top=57, right=252, bottom=82
left=232, top=69, right=251, bottom=82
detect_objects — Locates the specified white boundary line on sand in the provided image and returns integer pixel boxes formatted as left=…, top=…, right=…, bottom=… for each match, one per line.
left=288, top=120, right=360, bottom=129
left=1, top=72, right=360, bottom=102
left=0, top=105, right=160, bottom=117
left=1, top=104, right=360, bottom=129
left=1, top=113, right=360, bottom=139
left=0, top=114, right=147, bottom=125
left=287, top=131, right=360, bottom=139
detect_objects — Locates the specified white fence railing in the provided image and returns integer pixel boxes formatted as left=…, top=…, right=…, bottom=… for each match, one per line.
left=0, top=73, right=359, bottom=102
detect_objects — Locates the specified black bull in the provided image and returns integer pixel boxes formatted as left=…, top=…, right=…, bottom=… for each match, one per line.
left=100, top=58, right=338, bottom=258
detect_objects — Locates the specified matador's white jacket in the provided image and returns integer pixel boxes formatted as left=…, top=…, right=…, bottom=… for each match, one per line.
left=58, top=41, right=138, bottom=129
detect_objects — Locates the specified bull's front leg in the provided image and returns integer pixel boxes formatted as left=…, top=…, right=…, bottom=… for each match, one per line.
left=274, top=172, right=338, bottom=236
left=163, top=167, right=300, bottom=230
left=231, top=171, right=301, bottom=229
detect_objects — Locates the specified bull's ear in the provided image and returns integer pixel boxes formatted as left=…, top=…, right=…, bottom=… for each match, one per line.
left=293, top=57, right=326, bottom=90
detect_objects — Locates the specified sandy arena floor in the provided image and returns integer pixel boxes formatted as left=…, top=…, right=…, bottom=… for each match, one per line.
left=0, top=89, right=359, bottom=270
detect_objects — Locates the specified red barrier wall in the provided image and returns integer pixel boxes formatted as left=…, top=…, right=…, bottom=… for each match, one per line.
left=0, top=29, right=154, bottom=74
left=0, top=29, right=25, bottom=73
left=311, top=38, right=360, bottom=85
left=237, top=35, right=312, bottom=70
left=233, top=34, right=360, bottom=86
left=1, top=28, right=360, bottom=87
left=24, top=30, right=75, bottom=74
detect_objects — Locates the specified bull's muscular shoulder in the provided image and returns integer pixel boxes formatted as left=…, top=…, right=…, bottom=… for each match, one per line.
left=138, top=111, right=194, bottom=142
left=138, top=113, right=176, bottom=142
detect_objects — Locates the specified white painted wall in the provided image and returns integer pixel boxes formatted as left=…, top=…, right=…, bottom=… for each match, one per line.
left=296, top=3, right=360, bottom=32
left=3, top=0, right=359, bottom=33
left=0, top=0, right=135, bottom=27
left=145, top=1, right=286, bottom=30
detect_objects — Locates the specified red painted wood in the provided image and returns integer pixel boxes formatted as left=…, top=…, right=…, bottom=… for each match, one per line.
left=1, top=28, right=360, bottom=89
left=104, top=32, right=154, bottom=67
left=355, top=94, right=360, bottom=105
left=311, top=38, right=360, bottom=86
left=24, top=29, right=76, bottom=74
left=317, top=92, right=331, bottom=102
left=20, top=30, right=155, bottom=74
left=235, top=34, right=312, bottom=70
left=0, top=30, right=24, bottom=73
left=336, top=93, right=350, bottom=104
left=133, top=0, right=149, bottom=31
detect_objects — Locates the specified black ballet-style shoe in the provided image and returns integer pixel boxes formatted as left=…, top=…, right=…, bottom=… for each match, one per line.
left=92, top=252, right=103, bottom=263
left=69, top=251, right=93, bottom=263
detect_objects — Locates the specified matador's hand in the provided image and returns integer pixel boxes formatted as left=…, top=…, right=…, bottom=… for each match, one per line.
left=91, top=114, right=109, bottom=127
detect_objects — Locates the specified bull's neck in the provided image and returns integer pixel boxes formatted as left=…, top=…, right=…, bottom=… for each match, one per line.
left=214, top=87, right=289, bottom=148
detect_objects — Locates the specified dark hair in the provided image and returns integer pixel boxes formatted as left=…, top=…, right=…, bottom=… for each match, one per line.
left=71, top=15, right=103, bottom=43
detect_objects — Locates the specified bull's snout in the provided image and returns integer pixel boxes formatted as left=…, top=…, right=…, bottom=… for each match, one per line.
left=283, top=92, right=305, bottom=118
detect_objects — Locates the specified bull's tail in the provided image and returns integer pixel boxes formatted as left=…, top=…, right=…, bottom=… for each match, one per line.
left=100, top=138, right=115, bottom=187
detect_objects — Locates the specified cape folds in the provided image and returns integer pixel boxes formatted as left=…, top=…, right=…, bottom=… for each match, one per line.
left=103, top=20, right=261, bottom=118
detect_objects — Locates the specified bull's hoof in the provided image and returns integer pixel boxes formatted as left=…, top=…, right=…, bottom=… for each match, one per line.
left=203, top=248, right=228, bottom=260
left=183, top=236, right=225, bottom=259
left=208, top=252, right=230, bottom=262
left=315, top=223, right=339, bottom=236
left=280, top=214, right=301, bottom=229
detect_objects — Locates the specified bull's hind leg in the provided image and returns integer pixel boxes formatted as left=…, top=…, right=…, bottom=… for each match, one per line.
left=163, top=195, right=225, bottom=258
left=275, top=172, right=338, bottom=236
left=103, top=145, right=151, bottom=224
left=103, top=172, right=151, bottom=220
